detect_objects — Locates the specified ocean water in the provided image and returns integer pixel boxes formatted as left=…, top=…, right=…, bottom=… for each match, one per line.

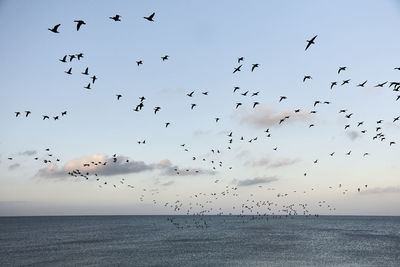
left=0, top=216, right=399, bottom=266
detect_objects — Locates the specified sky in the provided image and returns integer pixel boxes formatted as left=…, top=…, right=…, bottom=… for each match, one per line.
left=0, top=0, right=400, bottom=216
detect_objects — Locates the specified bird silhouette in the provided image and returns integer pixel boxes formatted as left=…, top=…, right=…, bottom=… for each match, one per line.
left=238, top=57, right=244, bottom=63
left=84, top=83, right=91, bottom=89
left=42, top=115, right=49, bottom=120
left=15, top=112, right=20, bottom=117
left=74, top=20, right=86, bottom=31
left=59, top=55, right=67, bottom=63
left=341, top=79, right=350, bottom=85
left=91, top=76, right=97, bottom=84
left=25, top=111, right=31, bottom=117
left=187, top=91, right=194, bottom=97
left=48, top=24, right=60, bottom=33
left=144, top=12, right=155, bottom=21
left=136, top=60, right=143, bottom=66
left=116, top=94, right=122, bottom=100
left=357, top=80, right=367, bottom=87
left=279, top=96, right=287, bottom=102
left=305, top=35, right=317, bottom=50
left=233, top=65, right=242, bottom=74
left=161, top=55, right=169, bottom=61
left=81, top=67, right=89, bottom=75
left=251, top=64, right=259, bottom=72
left=154, top=106, right=161, bottom=114
left=338, top=66, right=346, bottom=74
left=375, top=81, right=388, bottom=87
left=331, top=82, right=337, bottom=89
left=65, top=68, right=72, bottom=75
left=236, top=103, right=242, bottom=109
left=253, top=102, right=260, bottom=108
left=303, top=76, right=312, bottom=82
left=110, top=15, right=121, bottom=21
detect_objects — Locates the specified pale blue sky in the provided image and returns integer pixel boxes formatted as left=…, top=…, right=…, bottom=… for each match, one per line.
left=1, top=0, right=400, bottom=216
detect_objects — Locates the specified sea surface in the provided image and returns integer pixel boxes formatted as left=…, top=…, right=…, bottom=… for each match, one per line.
left=0, top=215, right=399, bottom=266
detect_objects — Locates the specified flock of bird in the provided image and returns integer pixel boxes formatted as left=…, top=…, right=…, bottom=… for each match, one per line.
left=5, top=12, right=400, bottom=228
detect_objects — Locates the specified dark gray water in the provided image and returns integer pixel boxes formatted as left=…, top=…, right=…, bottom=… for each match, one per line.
left=0, top=216, right=399, bottom=266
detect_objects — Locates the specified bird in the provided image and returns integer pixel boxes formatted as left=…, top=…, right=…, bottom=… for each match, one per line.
left=215, top=118, right=220, bottom=123
left=15, top=112, right=20, bottom=117
left=81, top=67, right=89, bottom=75
left=136, top=60, right=143, bottom=66
left=357, top=121, right=364, bottom=127
left=110, top=15, right=121, bottom=21
left=394, top=67, right=400, bottom=70
left=279, top=96, right=287, bottom=102
left=305, top=35, right=317, bottom=51
left=76, top=53, right=84, bottom=60
left=42, top=115, right=50, bottom=120
left=25, top=111, right=31, bottom=117
left=303, top=75, right=312, bottom=82
left=84, top=83, right=91, bottom=89
left=375, top=81, right=388, bottom=87
left=65, top=68, right=72, bottom=75
left=393, top=116, right=400, bottom=122
left=238, top=57, right=244, bottom=63
left=341, top=79, right=350, bottom=85
left=233, top=87, right=240, bottom=93
left=61, top=111, right=67, bottom=116
left=91, top=76, right=97, bottom=84
left=202, top=92, right=208, bottom=95
left=154, top=107, right=161, bottom=114
left=191, top=104, right=197, bottom=110
left=116, top=94, right=122, bottom=100
left=390, top=141, right=396, bottom=146
left=187, top=91, right=194, bottom=97
left=314, top=101, right=320, bottom=107
left=161, top=55, right=169, bottom=61
left=253, top=102, right=260, bottom=108
left=235, top=103, right=242, bottom=109
left=233, top=65, right=242, bottom=74
left=74, top=20, right=86, bottom=31
left=48, top=24, right=60, bottom=33
left=357, top=80, right=367, bottom=87
left=59, top=55, right=67, bottom=63
left=241, top=91, right=248, bottom=96
left=251, top=91, right=259, bottom=97
left=251, top=64, right=259, bottom=72
left=144, top=12, right=155, bottom=21
left=330, top=82, right=337, bottom=89
left=53, top=116, right=59, bottom=121
left=338, top=66, right=346, bottom=74
left=165, top=122, right=170, bottom=128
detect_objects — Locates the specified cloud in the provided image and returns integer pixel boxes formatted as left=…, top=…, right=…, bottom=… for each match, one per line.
left=36, top=154, right=215, bottom=179
left=233, top=105, right=311, bottom=129
left=8, top=163, right=20, bottom=171
left=18, top=150, right=37, bottom=156
left=269, top=157, right=301, bottom=168
left=161, top=181, right=175, bottom=186
left=234, top=176, right=278, bottom=186
left=360, top=186, right=400, bottom=195
left=346, top=131, right=361, bottom=141
left=248, top=157, right=300, bottom=168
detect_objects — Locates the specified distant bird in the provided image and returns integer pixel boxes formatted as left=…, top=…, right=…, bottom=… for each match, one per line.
left=25, top=111, right=31, bottom=117
left=279, top=96, right=287, bottom=102
left=110, top=15, right=121, bottom=21
left=251, top=91, right=259, bottom=96
left=233, top=87, right=240, bottom=92
left=338, top=66, right=346, bottom=74
left=136, top=60, right=143, bottom=66
left=314, top=101, right=320, bottom=107
left=238, top=57, right=244, bottom=63
left=233, top=65, right=242, bottom=74
left=144, top=12, right=155, bottom=21
left=65, top=68, right=72, bottom=75
left=202, top=92, right=208, bottom=95
left=345, top=113, right=353, bottom=118
left=331, top=82, right=337, bottom=89
left=191, top=104, right=197, bottom=110
left=48, top=24, right=60, bottom=33
left=303, top=75, right=312, bottom=82
left=251, top=64, right=259, bottom=72
left=154, top=107, right=161, bottom=114
left=91, top=76, right=97, bottom=84
left=116, top=94, right=122, bottom=100
left=74, top=20, right=86, bottom=31
left=305, top=35, right=317, bottom=51
left=330, top=152, right=335, bottom=156
left=15, top=112, right=20, bottom=117
left=165, top=122, right=170, bottom=128
left=76, top=53, right=84, bottom=60
left=42, top=115, right=49, bottom=120
left=59, top=55, right=67, bottom=63
left=81, top=67, right=89, bottom=75
left=390, top=141, right=396, bottom=146
left=357, top=121, right=364, bottom=127
left=344, top=125, right=350, bottom=130
left=69, top=55, right=76, bottom=61
left=53, top=116, right=59, bottom=121
left=393, top=116, right=399, bottom=122
left=341, top=79, right=350, bottom=85
left=394, top=67, right=400, bottom=70
left=375, top=81, right=388, bottom=87
left=187, top=91, right=194, bottom=97
left=215, top=118, right=220, bottom=123
left=161, top=55, right=169, bottom=61
left=61, top=111, right=67, bottom=116
left=253, top=102, right=260, bottom=108
left=357, top=80, right=367, bottom=87
left=84, top=83, right=91, bottom=89
left=241, top=91, right=248, bottom=96
left=235, top=103, right=242, bottom=109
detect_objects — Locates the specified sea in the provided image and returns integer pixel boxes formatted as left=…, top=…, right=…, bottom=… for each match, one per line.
left=0, top=215, right=399, bottom=266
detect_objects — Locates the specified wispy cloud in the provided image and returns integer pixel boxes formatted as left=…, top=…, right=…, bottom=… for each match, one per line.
left=36, top=154, right=215, bottom=179
left=233, top=105, right=311, bottom=129
left=234, top=176, right=278, bottom=186
left=346, top=131, right=361, bottom=141
left=360, top=186, right=400, bottom=195
left=18, top=150, right=37, bottom=156
left=8, top=163, right=20, bottom=171
left=247, top=157, right=300, bottom=168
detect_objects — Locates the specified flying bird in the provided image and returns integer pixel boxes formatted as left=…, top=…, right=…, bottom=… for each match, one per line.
left=65, top=68, right=72, bottom=75
left=144, top=12, right=155, bottom=21
left=233, top=65, right=242, bottom=74
left=59, top=55, right=67, bottom=63
left=161, top=55, right=169, bottom=61
left=303, top=75, right=312, bottom=82
left=338, top=66, right=346, bottom=74
left=279, top=96, right=287, bottom=102
left=251, top=64, right=259, bottom=72
left=305, top=35, right=317, bottom=51
left=238, top=57, right=244, bottom=63
left=84, top=83, right=91, bottom=89
left=25, top=111, right=31, bottom=117
left=330, top=82, right=337, bottom=89
left=74, top=20, right=86, bottom=31
left=154, top=107, right=161, bottom=114
left=110, top=15, right=121, bottom=21
left=357, top=80, right=367, bottom=87
left=136, top=60, right=143, bottom=66
left=81, top=67, right=89, bottom=75
left=116, top=94, right=122, bottom=100
left=48, top=24, right=60, bottom=33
